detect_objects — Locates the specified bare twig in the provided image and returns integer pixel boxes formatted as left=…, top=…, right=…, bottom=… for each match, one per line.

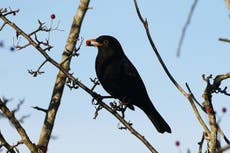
left=177, top=0, right=198, bottom=57
left=186, top=83, right=205, bottom=111
left=133, top=0, right=210, bottom=135
left=0, top=99, right=37, bottom=153
left=218, top=127, right=230, bottom=144
left=32, top=106, right=47, bottom=113
left=0, top=131, right=16, bottom=153
left=0, top=8, right=19, bottom=17
left=219, top=38, right=230, bottom=43
left=216, top=144, right=230, bottom=153
left=18, top=114, right=31, bottom=123
left=28, top=60, right=47, bottom=77
left=0, top=22, right=7, bottom=31
left=198, top=133, right=205, bottom=153
left=90, top=77, right=100, bottom=91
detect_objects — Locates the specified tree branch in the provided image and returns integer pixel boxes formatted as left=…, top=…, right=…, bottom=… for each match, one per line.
left=0, top=131, right=16, bottom=153
left=0, top=99, right=37, bottom=153
left=177, top=0, right=198, bottom=57
left=37, top=0, right=91, bottom=150
left=133, top=0, right=210, bottom=134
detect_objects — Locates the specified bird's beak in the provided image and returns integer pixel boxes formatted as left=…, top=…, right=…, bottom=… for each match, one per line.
left=86, top=39, right=103, bottom=47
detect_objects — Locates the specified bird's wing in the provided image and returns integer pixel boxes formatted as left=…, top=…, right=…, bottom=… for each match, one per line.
left=120, top=57, right=150, bottom=103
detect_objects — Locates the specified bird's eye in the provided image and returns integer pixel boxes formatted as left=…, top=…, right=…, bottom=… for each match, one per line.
left=103, top=40, right=109, bottom=45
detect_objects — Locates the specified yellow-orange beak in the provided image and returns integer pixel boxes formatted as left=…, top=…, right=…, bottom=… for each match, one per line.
left=86, top=39, right=103, bottom=47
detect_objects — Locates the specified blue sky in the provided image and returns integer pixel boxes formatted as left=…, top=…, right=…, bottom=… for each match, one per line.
left=1, top=0, right=230, bottom=153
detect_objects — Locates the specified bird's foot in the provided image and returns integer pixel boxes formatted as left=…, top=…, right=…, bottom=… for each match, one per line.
left=92, top=92, right=114, bottom=105
left=109, top=101, right=127, bottom=118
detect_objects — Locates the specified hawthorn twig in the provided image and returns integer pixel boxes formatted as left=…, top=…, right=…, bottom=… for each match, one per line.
left=0, top=131, right=16, bottom=153
left=198, top=133, right=205, bottom=153
left=0, top=99, right=37, bottom=153
left=177, top=0, right=198, bottom=57
left=28, top=60, right=47, bottom=77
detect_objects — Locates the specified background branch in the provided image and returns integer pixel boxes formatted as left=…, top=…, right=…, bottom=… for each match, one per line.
left=0, top=99, right=37, bottom=153
left=133, top=0, right=210, bottom=134
left=177, top=0, right=198, bottom=57
left=0, top=131, right=16, bottom=153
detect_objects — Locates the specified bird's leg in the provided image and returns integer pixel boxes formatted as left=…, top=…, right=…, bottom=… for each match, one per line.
left=120, top=103, right=127, bottom=118
left=118, top=97, right=130, bottom=118
left=92, top=92, right=114, bottom=105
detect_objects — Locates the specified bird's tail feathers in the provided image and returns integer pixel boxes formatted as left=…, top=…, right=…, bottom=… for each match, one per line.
left=145, top=110, right=171, bottom=133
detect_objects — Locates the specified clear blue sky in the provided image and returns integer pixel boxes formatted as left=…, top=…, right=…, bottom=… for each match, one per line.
left=1, top=1, right=230, bottom=153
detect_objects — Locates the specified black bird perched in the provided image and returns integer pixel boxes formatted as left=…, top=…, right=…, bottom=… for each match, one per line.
left=86, top=35, right=171, bottom=133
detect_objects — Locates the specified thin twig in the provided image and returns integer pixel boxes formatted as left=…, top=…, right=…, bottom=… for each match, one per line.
left=133, top=0, right=210, bottom=135
left=0, top=131, right=16, bottom=153
left=32, top=106, right=47, bottom=113
left=215, top=144, right=230, bottom=153
left=219, top=38, right=230, bottom=43
left=198, top=133, right=205, bottom=153
left=0, top=99, right=37, bottom=153
left=177, top=0, right=198, bottom=57
left=218, top=127, right=230, bottom=144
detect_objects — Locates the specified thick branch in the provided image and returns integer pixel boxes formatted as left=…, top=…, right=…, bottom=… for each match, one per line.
left=37, top=0, right=91, bottom=149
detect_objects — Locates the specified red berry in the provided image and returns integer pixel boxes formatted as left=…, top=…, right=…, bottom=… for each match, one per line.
left=206, top=107, right=212, bottom=114
left=86, top=40, right=91, bottom=46
left=222, top=107, right=227, bottom=113
left=50, top=14, right=56, bottom=19
left=175, top=141, right=180, bottom=147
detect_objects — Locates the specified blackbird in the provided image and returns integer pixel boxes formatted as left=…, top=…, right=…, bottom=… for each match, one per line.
left=86, top=35, right=171, bottom=133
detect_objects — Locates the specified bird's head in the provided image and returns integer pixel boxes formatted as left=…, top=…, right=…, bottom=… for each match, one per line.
left=86, top=35, right=124, bottom=56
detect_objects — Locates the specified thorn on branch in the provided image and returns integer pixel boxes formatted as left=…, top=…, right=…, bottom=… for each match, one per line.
left=117, top=121, right=133, bottom=130
left=66, top=78, right=79, bottom=90
left=90, top=77, right=100, bottom=91
left=0, top=8, right=19, bottom=17
left=32, top=106, right=47, bottom=113
left=202, top=74, right=212, bottom=83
